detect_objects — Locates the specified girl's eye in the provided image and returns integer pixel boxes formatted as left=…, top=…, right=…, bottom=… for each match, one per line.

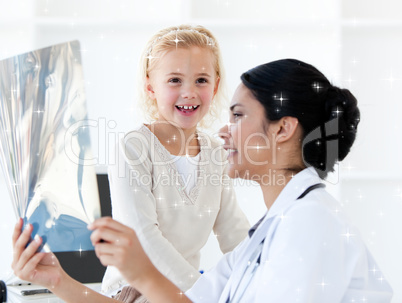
left=196, top=78, right=208, bottom=84
left=169, top=78, right=181, bottom=83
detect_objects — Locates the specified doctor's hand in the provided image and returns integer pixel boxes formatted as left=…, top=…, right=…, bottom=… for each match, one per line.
left=11, top=218, right=64, bottom=289
left=89, top=217, right=192, bottom=303
left=88, top=217, right=156, bottom=287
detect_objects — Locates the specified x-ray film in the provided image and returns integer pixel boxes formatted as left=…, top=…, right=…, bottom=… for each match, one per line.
left=0, top=41, right=101, bottom=252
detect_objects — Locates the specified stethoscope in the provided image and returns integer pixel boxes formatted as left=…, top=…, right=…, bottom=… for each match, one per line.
left=226, top=183, right=325, bottom=303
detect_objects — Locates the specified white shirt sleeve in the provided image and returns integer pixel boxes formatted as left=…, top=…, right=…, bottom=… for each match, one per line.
left=107, top=135, right=201, bottom=291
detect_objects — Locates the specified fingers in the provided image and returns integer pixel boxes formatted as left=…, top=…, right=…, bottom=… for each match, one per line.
left=88, top=217, right=131, bottom=233
left=13, top=223, right=34, bottom=264
left=12, top=234, right=43, bottom=279
left=93, top=242, right=116, bottom=267
left=89, top=217, right=136, bottom=246
left=12, top=218, right=24, bottom=246
left=90, top=226, right=123, bottom=245
left=17, top=252, right=46, bottom=281
left=95, top=253, right=118, bottom=268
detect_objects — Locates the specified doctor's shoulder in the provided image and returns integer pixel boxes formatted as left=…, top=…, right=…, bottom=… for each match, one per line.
left=271, top=189, right=362, bottom=244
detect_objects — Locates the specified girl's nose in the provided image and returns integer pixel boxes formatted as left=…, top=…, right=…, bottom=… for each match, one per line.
left=181, top=85, right=197, bottom=100
left=219, top=123, right=229, bottom=136
left=218, top=123, right=231, bottom=143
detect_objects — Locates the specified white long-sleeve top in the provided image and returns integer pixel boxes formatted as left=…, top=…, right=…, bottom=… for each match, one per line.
left=186, top=167, right=393, bottom=302
left=101, top=125, right=250, bottom=294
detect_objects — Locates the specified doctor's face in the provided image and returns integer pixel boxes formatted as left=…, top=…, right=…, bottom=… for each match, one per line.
left=220, top=83, right=276, bottom=181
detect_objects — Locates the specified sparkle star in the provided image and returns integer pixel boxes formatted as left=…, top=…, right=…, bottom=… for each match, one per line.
left=343, top=161, right=355, bottom=171
left=317, top=278, right=329, bottom=290
left=312, top=81, right=323, bottom=92
left=246, top=40, right=258, bottom=51
left=382, top=72, right=401, bottom=89
left=77, top=244, right=83, bottom=257
left=34, top=108, right=44, bottom=114
left=146, top=54, right=159, bottom=62
left=344, top=76, right=355, bottom=87
left=341, top=229, right=355, bottom=242
left=171, top=33, right=184, bottom=50
left=351, top=58, right=359, bottom=65
left=332, top=106, right=343, bottom=116
left=273, top=92, right=287, bottom=106
left=369, top=266, right=378, bottom=275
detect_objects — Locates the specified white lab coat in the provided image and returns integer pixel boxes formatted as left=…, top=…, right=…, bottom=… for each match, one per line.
left=186, top=168, right=393, bottom=303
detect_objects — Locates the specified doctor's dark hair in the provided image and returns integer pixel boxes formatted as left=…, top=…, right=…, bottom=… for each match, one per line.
left=240, top=59, right=360, bottom=178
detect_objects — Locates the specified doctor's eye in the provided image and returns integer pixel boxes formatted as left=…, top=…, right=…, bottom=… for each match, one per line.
left=232, top=112, right=243, bottom=120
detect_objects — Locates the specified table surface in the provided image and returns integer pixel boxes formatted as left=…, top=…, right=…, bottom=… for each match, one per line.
left=6, top=283, right=102, bottom=302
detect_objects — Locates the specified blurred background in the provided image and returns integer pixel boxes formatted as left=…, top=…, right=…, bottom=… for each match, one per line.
left=0, top=0, right=401, bottom=301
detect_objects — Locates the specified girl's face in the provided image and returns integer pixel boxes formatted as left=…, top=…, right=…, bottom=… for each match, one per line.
left=220, top=83, right=276, bottom=180
left=146, top=46, right=219, bottom=131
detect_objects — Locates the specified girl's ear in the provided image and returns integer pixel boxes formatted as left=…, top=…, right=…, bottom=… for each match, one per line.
left=273, top=116, right=300, bottom=143
left=145, top=77, right=156, bottom=100
left=213, top=77, right=220, bottom=98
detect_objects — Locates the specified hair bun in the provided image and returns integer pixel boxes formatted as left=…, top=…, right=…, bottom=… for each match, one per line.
left=323, top=85, right=360, bottom=162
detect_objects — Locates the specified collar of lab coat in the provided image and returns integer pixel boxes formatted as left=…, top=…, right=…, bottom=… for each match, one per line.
left=249, top=167, right=323, bottom=239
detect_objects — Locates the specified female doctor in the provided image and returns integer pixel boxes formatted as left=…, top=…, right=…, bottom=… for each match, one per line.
left=12, top=59, right=393, bottom=302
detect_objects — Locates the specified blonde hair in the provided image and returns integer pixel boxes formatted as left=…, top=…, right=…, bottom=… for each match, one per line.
left=137, top=24, right=227, bottom=129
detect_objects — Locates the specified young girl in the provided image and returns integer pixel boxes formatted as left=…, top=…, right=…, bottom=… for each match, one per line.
left=101, top=24, right=250, bottom=300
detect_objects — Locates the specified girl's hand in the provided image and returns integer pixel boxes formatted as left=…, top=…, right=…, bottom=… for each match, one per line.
left=88, top=217, right=156, bottom=287
left=11, top=218, right=63, bottom=289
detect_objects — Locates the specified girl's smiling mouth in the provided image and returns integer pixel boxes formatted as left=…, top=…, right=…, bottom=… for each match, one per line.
left=175, top=105, right=200, bottom=114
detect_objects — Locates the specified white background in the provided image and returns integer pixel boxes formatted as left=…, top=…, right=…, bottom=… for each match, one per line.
left=0, top=0, right=401, bottom=301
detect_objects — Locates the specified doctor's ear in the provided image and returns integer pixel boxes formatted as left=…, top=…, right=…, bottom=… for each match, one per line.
left=273, top=117, right=300, bottom=143
left=145, top=77, right=156, bottom=100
